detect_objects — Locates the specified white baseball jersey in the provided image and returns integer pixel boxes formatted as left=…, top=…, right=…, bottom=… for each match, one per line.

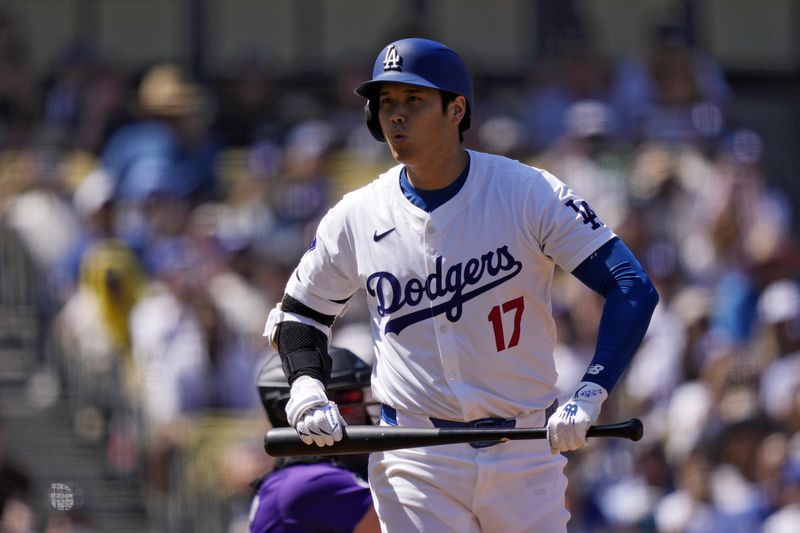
left=281, top=149, right=615, bottom=421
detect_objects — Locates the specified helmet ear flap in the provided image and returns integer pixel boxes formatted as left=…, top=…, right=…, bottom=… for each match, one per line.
left=364, top=100, right=385, bottom=142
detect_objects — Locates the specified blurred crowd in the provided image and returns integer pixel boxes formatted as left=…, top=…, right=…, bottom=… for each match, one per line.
left=1, top=9, right=799, bottom=533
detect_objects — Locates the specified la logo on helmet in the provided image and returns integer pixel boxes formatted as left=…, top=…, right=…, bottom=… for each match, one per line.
left=383, top=45, right=402, bottom=71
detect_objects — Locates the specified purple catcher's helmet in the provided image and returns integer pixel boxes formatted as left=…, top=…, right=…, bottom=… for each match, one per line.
left=355, top=37, right=473, bottom=141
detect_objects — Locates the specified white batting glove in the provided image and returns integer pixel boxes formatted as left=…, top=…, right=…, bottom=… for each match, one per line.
left=285, top=375, right=345, bottom=447
left=547, top=381, right=608, bottom=454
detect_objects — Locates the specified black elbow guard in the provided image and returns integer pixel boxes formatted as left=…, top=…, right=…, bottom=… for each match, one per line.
left=275, top=322, right=332, bottom=385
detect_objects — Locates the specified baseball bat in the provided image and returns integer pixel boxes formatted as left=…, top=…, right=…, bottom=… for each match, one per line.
left=264, top=418, right=643, bottom=457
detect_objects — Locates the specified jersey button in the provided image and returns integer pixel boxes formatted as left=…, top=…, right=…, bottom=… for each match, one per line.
left=448, top=372, right=456, bottom=381
left=427, top=226, right=436, bottom=234
left=439, top=325, right=448, bottom=333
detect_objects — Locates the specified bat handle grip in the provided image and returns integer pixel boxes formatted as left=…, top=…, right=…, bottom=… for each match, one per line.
left=587, top=418, right=643, bottom=441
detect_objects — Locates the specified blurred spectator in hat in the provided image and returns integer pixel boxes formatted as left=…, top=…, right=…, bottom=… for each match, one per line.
left=637, top=49, right=719, bottom=147
left=477, top=114, right=529, bottom=161
left=55, top=236, right=145, bottom=365
left=214, top=139, right=281, bottom=259
left=610, top=13, right=730, bottom=146
left=654, top=444, right=752, bottom=533
left=100, top=63, right=221, bottom=204
left=519, top=34, right=612, bottom=153
left=121, top=191, right=196, bottom=283
left=591, top=442, right=673, bottom=530
left=564, top=99, right=615, bottom=141
left=264, top=119, right=334, bottom=266
left=757, top=279, right=800, bottom=425
left=185, top=199, right=272, bottom=338
left=671, top=286, right=717, bottom=383
left=706, top=129, right=796, bottom=346
left=58, top=168, right=132, bottom=289
left=663, top=378, right=715, bottom=464
left=709, top=419, right=773, bottom=526
left=534, top=100, right=629, bottom=229
left=4, top=148, right=82, bottom=281
left=626, top=141, right=715, bottom=256
left=174, top=290, right=263, bottom=414
left=709, top=129, right=793, bottom=270
left=129, top=238, right=209, bottom=413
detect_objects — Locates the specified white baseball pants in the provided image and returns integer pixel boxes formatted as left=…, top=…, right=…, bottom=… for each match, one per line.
left=368, top=408, right=570, bottom=532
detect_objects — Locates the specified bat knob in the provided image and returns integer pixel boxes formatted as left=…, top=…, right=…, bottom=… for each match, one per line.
left=629, top=418, right=644, bottom=442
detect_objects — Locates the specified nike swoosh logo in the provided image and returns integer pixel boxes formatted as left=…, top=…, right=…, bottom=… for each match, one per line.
left=373, top=228, right=396, bottom=242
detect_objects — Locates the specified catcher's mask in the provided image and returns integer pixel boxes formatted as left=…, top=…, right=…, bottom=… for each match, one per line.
left=257, top=346, right=376, bottom=428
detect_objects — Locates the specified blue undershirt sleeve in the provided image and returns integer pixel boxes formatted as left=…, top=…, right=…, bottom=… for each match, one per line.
left=570, top=237, right=659, bottom=392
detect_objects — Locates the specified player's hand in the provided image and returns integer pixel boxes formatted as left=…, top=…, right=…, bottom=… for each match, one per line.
left=295, top=402, right=346, bottom=447
left=546, top=381, right=608, bottom=454
left=285, top=375, right=345, bottom=447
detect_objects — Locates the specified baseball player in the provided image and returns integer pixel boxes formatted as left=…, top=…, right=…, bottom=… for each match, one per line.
left=263, top=38, right=659, bottom=532
left=249, top=346, right=380, bottom=532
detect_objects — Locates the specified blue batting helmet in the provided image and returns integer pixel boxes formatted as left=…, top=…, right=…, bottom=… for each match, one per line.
left=355, top=38, right=473, bottom=142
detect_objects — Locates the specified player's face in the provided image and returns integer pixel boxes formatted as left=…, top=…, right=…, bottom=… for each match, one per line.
left=377, top=83, right=461, bottom=165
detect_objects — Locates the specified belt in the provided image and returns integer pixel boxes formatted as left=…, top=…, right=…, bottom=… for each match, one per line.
left=380, top=404, right=516, bottom=449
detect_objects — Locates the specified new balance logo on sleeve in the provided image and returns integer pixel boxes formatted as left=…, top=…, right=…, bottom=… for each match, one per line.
left=586, top=364, right=604, bottom=375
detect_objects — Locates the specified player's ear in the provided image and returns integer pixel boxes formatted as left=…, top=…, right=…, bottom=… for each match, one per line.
left=450, top=96, right=467, bottom=126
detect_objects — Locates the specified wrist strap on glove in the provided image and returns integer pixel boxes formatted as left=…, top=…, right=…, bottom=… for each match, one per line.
left=572, top=381, right=608, bottom=405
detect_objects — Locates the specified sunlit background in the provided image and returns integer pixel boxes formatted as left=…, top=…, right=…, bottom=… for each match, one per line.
left=0, top=1, right=799, bottom=532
